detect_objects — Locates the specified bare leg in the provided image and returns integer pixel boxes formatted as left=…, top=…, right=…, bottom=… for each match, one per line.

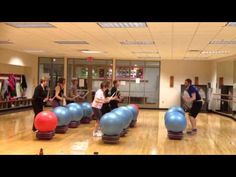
left=189, top=116, right=197, bottom=129
left=94, top=120, right=100, bottom=132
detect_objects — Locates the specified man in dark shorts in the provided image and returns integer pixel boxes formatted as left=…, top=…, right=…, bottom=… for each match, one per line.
left=182, top=79, right=203, bottom=135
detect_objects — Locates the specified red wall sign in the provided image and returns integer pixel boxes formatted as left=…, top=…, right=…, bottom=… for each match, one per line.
left=86, top=57, right=94, bottom=62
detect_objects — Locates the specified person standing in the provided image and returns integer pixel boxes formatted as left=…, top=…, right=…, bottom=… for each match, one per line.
left=67, top=78, right=81, bottom=104
left=32, top=77, right=49, bottom=132
left=182, top=78, right=203, bottom=135
left=110, top=80, right=123, bottom=110
left=101, top=81, right=111, bottom=115
left=91, top=81, right=117, bottom=137
left=51, top=78, right=66, bottom=108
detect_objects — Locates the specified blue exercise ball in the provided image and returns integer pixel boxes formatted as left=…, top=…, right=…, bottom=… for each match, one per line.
left=100, top=112, right=124, bottom=136
left=53, top=106, right=72, bottom=126
left=169, top=106, right=185, bottom=115
left=126, top=105, right=138, bottom=121
left=66, top=103, right=84, bottom=121
left=111, top=108, right=129, bottom=129
left=118, top=106, right=133, bottom=125
left=164, top=111, right=187, bottom=132
left=81, top=102, right=93, bottom=117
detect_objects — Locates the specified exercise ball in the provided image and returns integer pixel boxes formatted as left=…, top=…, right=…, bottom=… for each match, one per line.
left=118, top=106, right=133, bottom=124
left=164, top=111, right=187, bottom=132
left=100, top=112, right=123, bottom=136
left=81, top=102, right=93, bottom=117
left=111, top=108, right=129, bottom=129
left=66, top=103, right=83, bottom=121
left=53, top=106, right=72, bottom=126
left=34, top=111, right=57, bottom=132
left=126, top=105, right=138, bottom=121
left=130, top=104, right=139, bottom=113
left=169, top=106, right=185, bottom=115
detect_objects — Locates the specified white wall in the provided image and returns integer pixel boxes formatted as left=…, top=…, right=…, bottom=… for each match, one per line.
left=0, top=48, right=38, bottom=98
left=159, top=60, right=212, bottom=108
left=216, top=60, right=234, bottom=85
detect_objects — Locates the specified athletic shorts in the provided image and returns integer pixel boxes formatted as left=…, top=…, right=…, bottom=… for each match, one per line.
left=92, top=107, right=103, bottom=120
left=189, top=101, right=202, bottom=118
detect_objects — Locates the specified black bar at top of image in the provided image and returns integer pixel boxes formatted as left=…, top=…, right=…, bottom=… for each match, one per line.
left=1, top=1, right=236, bottom=22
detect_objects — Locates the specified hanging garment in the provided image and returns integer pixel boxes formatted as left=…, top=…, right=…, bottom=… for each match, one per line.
left=8, top=74, right=16, bottom=92
left=20, top=75, right=27, bottom=90
left=16, top=82, right=21, bottom=97
left=8, top=74, right=17, bottom=98
left=1, top=79, right=9, bottom=100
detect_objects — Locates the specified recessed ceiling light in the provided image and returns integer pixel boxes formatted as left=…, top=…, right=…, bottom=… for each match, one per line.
left=53, top=58, right=56, bottom=62
left=226, top=22, right=236, bottom=26
left=209, top=40, right=236, bottom=44
left=200, top=51, right=230, bottom=54
left=23, top=49, right=44, bottom=53
left=97, top=22, right=147, bottom=28
left=121, top=40, right=155, bottom=45
left=54, top=40, right=89, bottom=44
left=80, top=50, right=102, bottom=54
left=5, top=22, right=56, bottom=28
left=0, top=40, right=14, bottom=44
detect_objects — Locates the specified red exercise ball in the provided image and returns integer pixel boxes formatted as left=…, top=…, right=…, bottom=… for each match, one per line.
left=130, top=104, right=139, bottom=113
left=34, top=111, right=58, bottom=132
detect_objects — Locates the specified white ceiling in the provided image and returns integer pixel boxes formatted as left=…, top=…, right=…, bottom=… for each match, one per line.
left=0, top=22, right=236, bottom=60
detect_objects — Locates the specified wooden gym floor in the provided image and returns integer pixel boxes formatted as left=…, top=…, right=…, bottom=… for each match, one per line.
left=0, top=109, right=235, bottom=155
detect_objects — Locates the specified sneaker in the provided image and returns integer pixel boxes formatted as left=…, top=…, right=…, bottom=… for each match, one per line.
left=93, top=131, right=98, bottom=137
left=187, top=129, right=197, bottom=135
left=96, top=130, right=103, bottom=137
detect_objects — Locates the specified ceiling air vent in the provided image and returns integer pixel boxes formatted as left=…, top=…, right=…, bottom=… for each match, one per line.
left=188, top=50, right=202, bottom=53
left=97, top=22, right=147, bottom=28
left=5, top=22, right=56, bottom=28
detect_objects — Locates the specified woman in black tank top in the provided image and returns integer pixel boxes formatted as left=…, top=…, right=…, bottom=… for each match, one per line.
left=51, top=78, right=66, bottom=108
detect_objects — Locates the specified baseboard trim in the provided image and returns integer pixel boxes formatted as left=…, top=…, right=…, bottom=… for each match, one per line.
left=212, top=111, right=235, bottom=121
left=0, top=107, right=33, bottom=115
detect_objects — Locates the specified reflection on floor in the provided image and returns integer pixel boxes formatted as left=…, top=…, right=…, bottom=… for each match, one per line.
left=0, top=109, right=235, bottom=155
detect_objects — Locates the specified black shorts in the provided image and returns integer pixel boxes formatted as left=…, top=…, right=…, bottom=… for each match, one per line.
left=92, top=107, right=103, bottom=120
left=101, top=103, right=111, bottom=115
left=189, top=101, right=202, bottom=118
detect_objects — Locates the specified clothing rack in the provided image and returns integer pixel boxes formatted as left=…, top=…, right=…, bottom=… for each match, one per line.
left=0, top=73, right=31, bottom=113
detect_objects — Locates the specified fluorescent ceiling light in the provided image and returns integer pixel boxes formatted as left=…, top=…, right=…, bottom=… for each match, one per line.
left=5, top=22, right=56, bottom=28
left=200, top=51, right=229, bottom=54
left=0, top=40, right=13, bottom=44
left=54, top=40, right=89, bottom=44
left=209, top=40, right=236, bottom=44
left=226, top=22, right=236, bottom=26
left=80, top=50, right=102, bottom=54
left=121, top=40, right=155, bottom=45
left=23, top=49, right=44, bottom=53
left=97, top=22, right=147, bottom=28
left=132, top=51, right=159, bottom=54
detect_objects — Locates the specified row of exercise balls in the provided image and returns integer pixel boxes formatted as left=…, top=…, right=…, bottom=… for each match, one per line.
left=34, top=102, right=93, bottom=132
left=164, top=106, right=187, bottom=132
left=100, top=104, right=139, bottom=136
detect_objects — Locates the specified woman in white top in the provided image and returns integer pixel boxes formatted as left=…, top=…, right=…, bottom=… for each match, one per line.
left=92, top=81, right=117, bottom=137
